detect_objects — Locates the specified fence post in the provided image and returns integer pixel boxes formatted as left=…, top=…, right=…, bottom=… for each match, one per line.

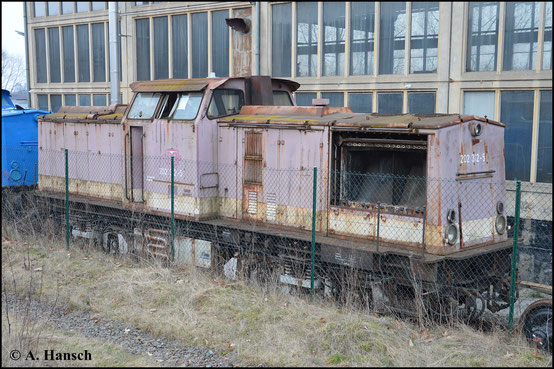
left=171, top=156, right=175, bottom=262
left=65, top=149, right=69, bottom=250
left=311, top=167, right=317, bottom=296
left=508, top=180, right=521, bottom=332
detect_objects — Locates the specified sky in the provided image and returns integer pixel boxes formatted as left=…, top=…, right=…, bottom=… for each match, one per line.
left=2, top=1, right=26, bottom=60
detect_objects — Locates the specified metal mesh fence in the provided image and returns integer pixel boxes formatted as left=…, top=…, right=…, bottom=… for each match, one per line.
left=2, top=147, right=552, bottom=344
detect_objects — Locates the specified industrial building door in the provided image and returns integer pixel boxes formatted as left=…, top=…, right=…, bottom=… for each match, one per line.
left=130, top=127, right=144, bottom=203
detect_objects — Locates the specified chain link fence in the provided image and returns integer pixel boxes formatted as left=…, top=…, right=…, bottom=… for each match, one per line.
left=2, top=148, right=552, bottom=339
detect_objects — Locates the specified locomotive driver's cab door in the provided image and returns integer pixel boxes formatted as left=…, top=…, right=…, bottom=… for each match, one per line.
left=125, top=92, right=162, bottom=203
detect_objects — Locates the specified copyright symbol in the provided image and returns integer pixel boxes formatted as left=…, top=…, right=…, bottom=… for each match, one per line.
left=10, top=350, right=21, bottom=360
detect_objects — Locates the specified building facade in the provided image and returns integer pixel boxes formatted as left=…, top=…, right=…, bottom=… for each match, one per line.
left=26, top=1, right=552, bottom=185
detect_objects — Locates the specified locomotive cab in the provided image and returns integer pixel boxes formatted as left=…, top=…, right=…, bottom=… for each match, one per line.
left=122, top=76, right=298, bottom=217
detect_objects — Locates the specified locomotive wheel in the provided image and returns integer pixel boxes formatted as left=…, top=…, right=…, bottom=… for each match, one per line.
left=522, top=305, right=552, bottom=353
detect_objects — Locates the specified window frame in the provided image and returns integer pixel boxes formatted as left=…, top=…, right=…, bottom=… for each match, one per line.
left=126, top=92, right=163, bottom=120
left=206, top=88, right=245, bottom=120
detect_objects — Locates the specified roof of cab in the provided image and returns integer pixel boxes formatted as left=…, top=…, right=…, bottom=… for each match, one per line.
left=129, top=77, right=300, bottom=93
left=39, top=104, right=128, bottom=123
left=218, top=106, right=504, bottom=130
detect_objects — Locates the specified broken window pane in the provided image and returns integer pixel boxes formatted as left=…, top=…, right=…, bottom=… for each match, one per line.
left=503, top=2, right=539, bottom=71
left=466, top=2, right=499, bottom=72
left=172, top=92, right=204, bottom=120
left=207, top=89, right=244, bottom=119
left=379, top=2, right=406, bottom=75
left=463, top=91, right=495, bottom=118
left=296, top=2, right=318, bottom=77
left=128, top=92, right=161, bottom=119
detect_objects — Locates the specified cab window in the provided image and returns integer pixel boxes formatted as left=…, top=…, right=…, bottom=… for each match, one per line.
left=157, top=92, right=203, bottom=120
left=127, top=92, right=161, bottom=119
left=273, top=90, right=293, bottom=106
left=207, top=89, right=244, bottom=119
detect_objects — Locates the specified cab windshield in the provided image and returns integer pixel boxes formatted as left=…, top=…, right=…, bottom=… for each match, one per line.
left=127, top=92, right=161, bottom=119
left=171, top=92, right=204, bottom=119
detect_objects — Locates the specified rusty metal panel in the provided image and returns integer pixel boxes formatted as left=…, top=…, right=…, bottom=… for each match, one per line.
left=129, top=79, right=210, bottom=92
left=232, top=7, right=252, bottom=77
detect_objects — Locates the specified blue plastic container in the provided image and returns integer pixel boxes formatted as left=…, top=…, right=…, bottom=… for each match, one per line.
left=2, top=89, right=50, bottom=187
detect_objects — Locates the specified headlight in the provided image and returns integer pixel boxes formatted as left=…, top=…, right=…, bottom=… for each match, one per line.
left=496, top=201, right=504, bottom=214
left=470, top=122, right=482, bottom=137
left=445, top=224, right=458, bottom=245
left=495, top=215, right=506, bottom=235
left=447, top=209, right=456, bottom=223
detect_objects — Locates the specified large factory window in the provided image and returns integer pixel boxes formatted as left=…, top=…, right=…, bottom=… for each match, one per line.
left=501, top=90, right=534, bottom=181
left=76, top=2, right=89, bottom=13
left=153, top=17, right=169, bottom=79
left=272, top=3, right=292, bottom=77
left=408, top=92, right=435, bottom=114
left=207, top=89, right=244, bottom=119
left=50, top=95, right=62, bottom=113
left=37, top=94, right=48, bottom=111
left=212, top=10, right=229, bottom=77
left=295, top=92, right=316, bottom=106
left=77, top=24, right=90, bottom=82
left=172, top=15, right=188, bottom=78
left=78, top=94, right=91, bottom=106
left=62, top=26, right=75, bottom=83
left=350, top=2, right=375, bottom=76
left=466, top=2, right=499, bottom=72
left=321, top=92, right=344, bottom=107
left=128, top=93, right=161, bottom=119
left=544, top=3, right=552, bottom=70
left=34, top=2, right=46, bottom=17
left=463, top=91, right=495, bottom=119
left=62, top=2, right=74, bottom=14
left=192, top=12, right=208, bottom=78
left=64, top=94, right=76, bottom=106
left=35, top=29, right=47, bottom=83
left=379, top=2, right=406, bottom=75
left=333, top=134, right=427, bottom=209
left=322, top=2, right=346, bottom=76
left=47, top=2, right=59, bottom=16
left=378, top=92, right=403, bottom=113
left=503, top=2, right=540, bottom=71
left=92, top=23, right=106, bottom=82
left=296, top=2, right=318, bottom=77
left=410, top=2, right=439, bottom=73
left=537, top=90, right=552, bottom=183
left=349, top=93, right=373, bottom=113
left=93, top=94, right=107, bottom=106
left=136, top=19, right=150, bottom=81
left=48, top=28, right=61, bottom=83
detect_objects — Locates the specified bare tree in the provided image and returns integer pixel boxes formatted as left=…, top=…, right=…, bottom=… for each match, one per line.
left=2, top=50, right=25, bottom=92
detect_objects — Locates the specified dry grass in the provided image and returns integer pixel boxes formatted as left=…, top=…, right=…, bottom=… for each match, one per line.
left=2, top=314, right=157, bottom=367
left=2, top=224, right=551, bottom=367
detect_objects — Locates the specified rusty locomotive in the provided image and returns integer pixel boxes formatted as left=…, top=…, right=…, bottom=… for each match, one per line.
left=36, top=76, right=516, bottom=321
